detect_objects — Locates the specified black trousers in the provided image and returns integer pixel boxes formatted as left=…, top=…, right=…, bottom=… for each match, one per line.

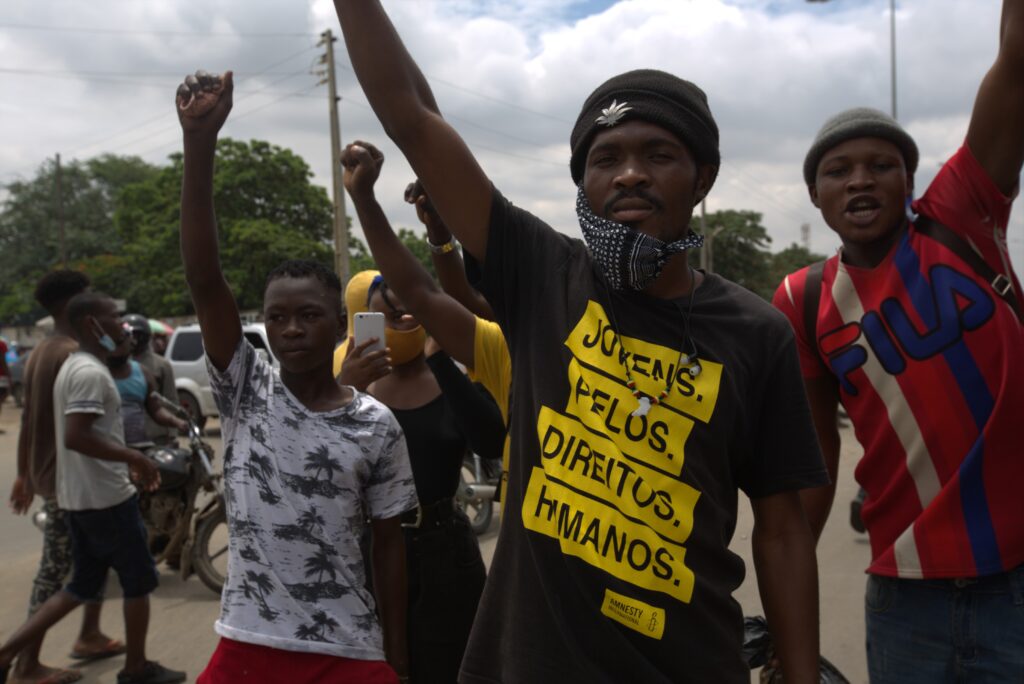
left=404, top=510, right=487, bottom=684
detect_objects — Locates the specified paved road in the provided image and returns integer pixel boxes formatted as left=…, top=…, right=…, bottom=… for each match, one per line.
left=0, top=404, right=869, bottom=683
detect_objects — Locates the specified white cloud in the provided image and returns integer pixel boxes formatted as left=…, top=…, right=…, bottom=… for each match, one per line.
left=2, top=0, right=1020, bottom=278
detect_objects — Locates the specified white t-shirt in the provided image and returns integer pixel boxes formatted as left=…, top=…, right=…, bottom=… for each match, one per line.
left=209, top=339, right=417, bottom=660
left=53, top=352, right=136, bottom=511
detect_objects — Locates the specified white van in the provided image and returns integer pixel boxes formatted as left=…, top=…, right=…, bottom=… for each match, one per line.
left=166, top=323, right=277, bottom=428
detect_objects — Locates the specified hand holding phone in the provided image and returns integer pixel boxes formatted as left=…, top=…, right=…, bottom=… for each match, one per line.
left=353, top=312, right=386, bottom=353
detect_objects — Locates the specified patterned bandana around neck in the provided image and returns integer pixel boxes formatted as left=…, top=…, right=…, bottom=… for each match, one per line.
left=575, top=185, right=704, bottom=290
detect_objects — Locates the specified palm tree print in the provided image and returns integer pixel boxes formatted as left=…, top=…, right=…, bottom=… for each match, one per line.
left=294, top=624, right=322, bottom=641
left=241, top=569, right=279, bottom=621
left=304, top=548, right=338, bottom=585
left=297, top=507, right=325, bottom=534
left=311, top=609, right=340, bottom=640
left=304, top=445, right=342, bottom=481
left=246, top=453, right=281, bottom=505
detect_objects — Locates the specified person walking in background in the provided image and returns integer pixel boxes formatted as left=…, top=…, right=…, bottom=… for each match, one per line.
left=7, top=270, right=127, bottom=684
left=122, top=314, right=181, bottom=446
left=0, top=291, right=180, bottom=684
left=773, top=1, right=1024, bottom=679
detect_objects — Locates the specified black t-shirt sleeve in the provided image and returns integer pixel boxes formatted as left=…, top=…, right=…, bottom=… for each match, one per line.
left=738, top=326, right=830, bottom=499
left=477, top=187, right=573, bottom=331
left=425, top=350, right=506, bottom=463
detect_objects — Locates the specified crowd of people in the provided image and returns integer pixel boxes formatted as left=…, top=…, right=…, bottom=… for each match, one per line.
left=2, top=0, right=1023, bottom=682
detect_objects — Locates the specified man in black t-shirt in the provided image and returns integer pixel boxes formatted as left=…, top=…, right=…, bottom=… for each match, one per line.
left=333, top=4, right=827, bottom=682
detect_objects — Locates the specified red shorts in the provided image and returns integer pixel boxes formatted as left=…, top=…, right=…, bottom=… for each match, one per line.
left=197, top=637, right=399, bottom=684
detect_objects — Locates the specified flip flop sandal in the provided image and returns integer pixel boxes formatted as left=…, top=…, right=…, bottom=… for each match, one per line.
left=69, top=639, right=126, bottom=662
left=20, top=670, right=83, bottom=684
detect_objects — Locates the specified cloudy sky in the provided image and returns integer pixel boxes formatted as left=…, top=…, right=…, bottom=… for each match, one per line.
left=2, top=0, right=1021, bottom=269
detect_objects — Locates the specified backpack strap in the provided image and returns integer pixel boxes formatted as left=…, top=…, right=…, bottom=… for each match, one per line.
left=914, top=214, right=1023, bottom=324
left=802, top=260, right=827, bottom=371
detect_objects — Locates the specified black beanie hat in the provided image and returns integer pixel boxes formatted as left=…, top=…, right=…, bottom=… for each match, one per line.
left=803, top=107, right=919, bottom=185
left=569, top=69, right=720, bottom=186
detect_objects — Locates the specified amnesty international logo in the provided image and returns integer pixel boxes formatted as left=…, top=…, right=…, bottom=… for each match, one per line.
left=521, top=301, right=723, bottom=636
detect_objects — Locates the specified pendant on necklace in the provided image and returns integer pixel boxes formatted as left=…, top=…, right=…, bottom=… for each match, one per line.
left=632, top=395, right=652, bottom=418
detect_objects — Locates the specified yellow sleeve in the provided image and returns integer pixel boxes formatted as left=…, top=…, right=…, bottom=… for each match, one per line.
left=471, top=318, right=511, bottom=425
left=332, top=338, right=351, bottom=378
left=472, top=317, right=513, bottom=509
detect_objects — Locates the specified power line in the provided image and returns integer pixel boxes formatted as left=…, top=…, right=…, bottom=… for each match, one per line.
left=339, top=97, right=565, bottom=168
left=332, top=59, right=572, bottom=125
left=4, top=45, right=320, bottom=173
left=0, top=22, right=316, bottom=38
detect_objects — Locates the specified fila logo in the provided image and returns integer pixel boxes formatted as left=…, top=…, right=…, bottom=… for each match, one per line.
left=820, top=265, right=996, bottom=394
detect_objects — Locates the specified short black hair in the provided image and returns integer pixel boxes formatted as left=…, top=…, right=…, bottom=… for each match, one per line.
left=34, top=270, right=91, bottom=314
left=66, top=291, right=115, bottom=334
left=265, top=260, right=343, bottom=311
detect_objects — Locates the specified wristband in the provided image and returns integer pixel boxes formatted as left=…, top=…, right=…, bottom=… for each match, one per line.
left=427, top=235, right=457, bottom=255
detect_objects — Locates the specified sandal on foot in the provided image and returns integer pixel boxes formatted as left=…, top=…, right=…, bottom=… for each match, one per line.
left=69, top=638, right=126, bottom=662
left=10, top=669, right=83, bottom=684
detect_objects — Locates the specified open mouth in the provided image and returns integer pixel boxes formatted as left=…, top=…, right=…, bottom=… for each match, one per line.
left=844, top=195, right=881, bottom=226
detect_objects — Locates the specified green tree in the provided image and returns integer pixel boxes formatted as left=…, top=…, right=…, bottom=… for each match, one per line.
left=0, top=155, right=159, bottom=322
left=112, top=139, right=336, bottom=315
left=691, top=210, right=774, bottom=298
left=767, top=243, right=828, bottom=297
left=347, top=227, right=437, bottom=281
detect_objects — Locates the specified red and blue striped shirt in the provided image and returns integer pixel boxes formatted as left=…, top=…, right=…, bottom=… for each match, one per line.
left=774, top=145, right=1023, bottom=579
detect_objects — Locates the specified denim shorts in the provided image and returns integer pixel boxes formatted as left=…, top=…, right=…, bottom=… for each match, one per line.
left=865, top=565, right=1024, bottom=683
left=65, top=495, right=158, bottom=601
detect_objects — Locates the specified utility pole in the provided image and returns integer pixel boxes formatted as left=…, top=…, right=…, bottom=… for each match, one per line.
left=888, top=0, right=897, bottom=120
left=55, top=153, right=66, bottom=268
left=317, top=29, right=350, bottom=285
left=801, top=222, right=811, bottom=251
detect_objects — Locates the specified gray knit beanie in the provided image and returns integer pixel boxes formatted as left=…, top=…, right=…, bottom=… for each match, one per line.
left=803, top=107, right=918, bottom=185
left=570, top=69, right=720, bottom=186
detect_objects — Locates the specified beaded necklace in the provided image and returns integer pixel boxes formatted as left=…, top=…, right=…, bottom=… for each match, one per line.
left=603, top=267, right=702, bottom=418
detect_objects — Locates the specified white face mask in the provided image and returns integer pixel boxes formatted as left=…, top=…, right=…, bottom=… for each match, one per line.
left=575, top=185, right=703, bottom=290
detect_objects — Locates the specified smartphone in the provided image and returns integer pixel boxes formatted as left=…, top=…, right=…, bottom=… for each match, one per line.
left=353, top=312, right=386, bottom=353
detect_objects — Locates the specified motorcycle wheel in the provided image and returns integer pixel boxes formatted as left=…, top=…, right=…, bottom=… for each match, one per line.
left=192, top=500, right=228, bottom=594
left=458, top=462, right=494, bottom=535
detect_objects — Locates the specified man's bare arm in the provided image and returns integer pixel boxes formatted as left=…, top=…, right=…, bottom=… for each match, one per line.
left=65, top=413, right=160, bottom=491
left=142, top=368, right=187, bottom=432
left=751, top=491, right=820, bottom=684
left=967, top=0, right=1024, bottom=194
left=370, top=515, right=408, bottom=678
left=343, top=142, right=479, bottom=368
left=332, top=1, right=492, bottom=262
left=10, top=402, right=34, bottom=513
left=405, top=180, right=495, bottom=321
left=798, top=375, right=841, bottom=542
left=177, top=71, right=242, bottom=371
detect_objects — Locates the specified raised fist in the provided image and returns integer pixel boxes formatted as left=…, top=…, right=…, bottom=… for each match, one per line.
left=341, top=140, right=385, bottom=199
left=177, top=70, right=226, bottom=118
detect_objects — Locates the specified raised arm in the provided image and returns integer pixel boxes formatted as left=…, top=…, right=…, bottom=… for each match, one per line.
left=966, top=0, right=1024, bottom=194
left=176, top=70, right=242, bottom=371
left=332, top=1, right=492, bottom=261
left=405, top=180, right=495, bottom=321
left=342, top=142, right=479, bottom=368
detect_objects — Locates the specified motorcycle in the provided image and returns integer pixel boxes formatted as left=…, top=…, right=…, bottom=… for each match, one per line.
left=456, top=452, right=501, bottom=535
left=146, top=394, right=227, bottom=594
left=34, top=395, right=228, bottom=595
